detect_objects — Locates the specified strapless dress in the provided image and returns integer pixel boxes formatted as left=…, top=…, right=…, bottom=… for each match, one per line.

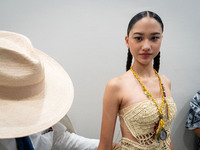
left=118, top=97, right=177, bottom=150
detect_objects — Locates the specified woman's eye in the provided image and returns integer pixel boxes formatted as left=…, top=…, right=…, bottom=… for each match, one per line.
left=151, top=37, right=159, bottom=41
left=134, top=37, right=142, bottom=41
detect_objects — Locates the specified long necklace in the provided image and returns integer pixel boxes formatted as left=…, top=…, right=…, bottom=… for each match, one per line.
left=130, top=66, right=170, bottom=142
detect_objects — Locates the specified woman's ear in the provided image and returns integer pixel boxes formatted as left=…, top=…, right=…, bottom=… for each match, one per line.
left=125, top=36, right=129, bottom=49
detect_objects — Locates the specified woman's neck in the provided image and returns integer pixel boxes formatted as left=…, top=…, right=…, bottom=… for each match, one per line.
left=132, top=62, right=156, bottom=78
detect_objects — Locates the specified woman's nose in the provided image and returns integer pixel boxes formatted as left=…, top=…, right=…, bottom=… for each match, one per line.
left=142, top=40, right=151, bottom=51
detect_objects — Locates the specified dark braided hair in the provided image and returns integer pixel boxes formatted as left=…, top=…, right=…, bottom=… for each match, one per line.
left=126, top=11, right=164, bottom=72
left=153, top=52, right=160, bottom=72
left=126, top=49, right=132, bottom=71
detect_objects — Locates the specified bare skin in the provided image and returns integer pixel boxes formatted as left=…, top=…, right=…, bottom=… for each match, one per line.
left=98, top=16, right=174, bottom=150
left=193, top=128, right=200, bottom=137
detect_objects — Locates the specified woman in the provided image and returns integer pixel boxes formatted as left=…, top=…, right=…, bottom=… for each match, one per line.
left=98, top=11, right=177, bottom=150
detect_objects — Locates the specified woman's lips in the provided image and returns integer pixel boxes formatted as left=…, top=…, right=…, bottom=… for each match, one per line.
left=140, top=53, right=152, bottom=58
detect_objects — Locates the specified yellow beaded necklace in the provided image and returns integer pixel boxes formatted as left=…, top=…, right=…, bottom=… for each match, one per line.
left=130, top=66, right=170, bottom=141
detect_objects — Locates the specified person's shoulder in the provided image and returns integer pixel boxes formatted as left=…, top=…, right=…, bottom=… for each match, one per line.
left=106, top=76, right=123, bottom=91
left=192, top=91, right=200, bottom=102
left=160, top=75, right=171, bottom=87
left=161, top=74, right=170, bottom=82
left=106, top=72, right=129, bottom=91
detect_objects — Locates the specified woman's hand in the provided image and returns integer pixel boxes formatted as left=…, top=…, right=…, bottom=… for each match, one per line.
left=112, top=143, right=121, bottom=150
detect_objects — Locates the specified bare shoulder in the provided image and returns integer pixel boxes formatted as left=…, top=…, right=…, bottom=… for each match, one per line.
left=106, top=72, right=129, bottom=89
left=106, top=77, right=120, bottom=92
left=106, top=74, right=125, bottom=92
left=103, top=74, right=127, bottom=108
left=104, top=72, right=129, bottom=102
left=160, top=75, right=171, bottom=89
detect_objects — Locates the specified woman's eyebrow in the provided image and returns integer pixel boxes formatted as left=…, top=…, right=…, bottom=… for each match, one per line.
left=133, top=32, right=143, bottom=35
left=151, top=32, right=161, bottom=35
left=133, top=32, right=161, bottom=35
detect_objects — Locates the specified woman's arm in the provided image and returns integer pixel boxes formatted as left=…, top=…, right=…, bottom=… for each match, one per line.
left=98, top=79, right=121, bottom=150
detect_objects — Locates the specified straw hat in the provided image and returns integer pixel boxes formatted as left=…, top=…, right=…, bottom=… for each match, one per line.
left=0, top=31, right=74, bottom=138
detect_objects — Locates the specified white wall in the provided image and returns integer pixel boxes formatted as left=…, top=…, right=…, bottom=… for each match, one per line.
left=0, top=0, right=199, bottom=149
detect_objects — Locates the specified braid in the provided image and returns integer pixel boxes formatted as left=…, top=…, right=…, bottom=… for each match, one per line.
left=126, top=49, right=133, bottom=71
left=153, top=52, right=160, bottom=72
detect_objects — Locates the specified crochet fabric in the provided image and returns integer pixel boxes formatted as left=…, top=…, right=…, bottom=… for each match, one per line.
left=118, top=97, right=177, bottom=150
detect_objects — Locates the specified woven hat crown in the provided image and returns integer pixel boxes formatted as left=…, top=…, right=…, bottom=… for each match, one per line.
left=0, top=31, right=45, bottom=99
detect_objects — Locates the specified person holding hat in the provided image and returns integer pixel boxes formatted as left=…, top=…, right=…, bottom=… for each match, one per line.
left=0, top=31, right=99, bottom=150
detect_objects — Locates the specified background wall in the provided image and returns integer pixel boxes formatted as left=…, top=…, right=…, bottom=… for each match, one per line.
left=0, top=0, right=199, bottom=149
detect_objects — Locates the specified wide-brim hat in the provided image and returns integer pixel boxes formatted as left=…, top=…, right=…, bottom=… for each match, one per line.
left=0, top=31, right=74, bottom=138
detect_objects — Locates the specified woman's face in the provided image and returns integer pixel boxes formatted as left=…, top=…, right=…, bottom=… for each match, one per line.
left=125, top=16, right=163, bottom=66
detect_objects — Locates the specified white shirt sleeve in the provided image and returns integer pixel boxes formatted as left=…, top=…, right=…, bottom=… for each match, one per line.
left=52, top=122, right=99, bottom=150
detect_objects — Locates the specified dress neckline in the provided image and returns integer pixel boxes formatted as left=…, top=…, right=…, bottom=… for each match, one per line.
left=119, top=97, right=173, bottom=114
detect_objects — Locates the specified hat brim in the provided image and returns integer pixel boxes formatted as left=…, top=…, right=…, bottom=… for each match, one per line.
left=0, top=49, right=74, bottom=138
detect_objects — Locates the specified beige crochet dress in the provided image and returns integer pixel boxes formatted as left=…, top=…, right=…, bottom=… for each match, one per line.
left=118, top=97, right=176, bottom=150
